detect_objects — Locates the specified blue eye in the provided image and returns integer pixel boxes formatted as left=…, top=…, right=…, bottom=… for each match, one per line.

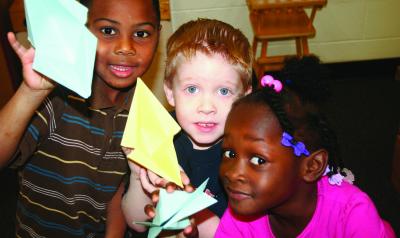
left=249, top=156, right=266, bottom=165
left=134, top=31, right=150, bottom=38
left=101, top=27, right=116, bottom=35
left=186, top=86, right=198, bottom=94
left=223, top=150, right=235, bottom=159
left=218, top=88, right=231, bottom=96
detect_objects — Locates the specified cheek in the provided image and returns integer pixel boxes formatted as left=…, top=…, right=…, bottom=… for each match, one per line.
left=216, top=100, right=234, bottom=123
left=174, top=106, right=192, bottom=126
left=95, top=44, right=110, bottom=62
left=219, top=160, right=229, bottom=178
left=140, top=42, right=158, bottom=62
left=174, top=94, right=195, bottom=112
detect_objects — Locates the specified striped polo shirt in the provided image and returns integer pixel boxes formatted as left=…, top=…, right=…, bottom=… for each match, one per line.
left=11, top=87, right=130, bottom=237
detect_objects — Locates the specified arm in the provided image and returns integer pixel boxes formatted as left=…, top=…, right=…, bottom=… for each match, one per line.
left=0, top=32, right=54, bottom=167
left=104, top=183, right=127, bottom=238
left=121, top=163, right=152, bottom=232
left=175, top=209, right=220, bottom=238
left=192, top=209, right=220, bottom=238
left=122, top=160, right=192, bottom=232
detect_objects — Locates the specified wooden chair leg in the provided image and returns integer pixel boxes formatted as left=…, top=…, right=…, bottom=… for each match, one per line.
left=301, top=37, right=310, bottom=55
left=253, top=61, right=260, bottom=81
left=295, top=37, right=302, bottom=57
left=260, top=40, right=268, bottom=59
left=252, top=38, right=258, bottom=59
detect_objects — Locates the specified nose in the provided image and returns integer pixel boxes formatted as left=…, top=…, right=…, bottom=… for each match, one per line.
left=197, top=94, right=216, bottom=114
left=221, top=158, right=247, bottom=184
left=115, top=36, right=136, bottom=56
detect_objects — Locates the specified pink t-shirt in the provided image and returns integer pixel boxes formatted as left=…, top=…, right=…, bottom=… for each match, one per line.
left=216, top=177, right=396, bottom=238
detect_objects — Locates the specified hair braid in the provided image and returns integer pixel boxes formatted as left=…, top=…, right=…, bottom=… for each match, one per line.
left=315, top=115, right=345, bottom=176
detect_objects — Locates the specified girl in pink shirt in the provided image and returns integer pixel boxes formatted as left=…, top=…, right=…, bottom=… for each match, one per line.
left=216, top=56, right=395, bottom=238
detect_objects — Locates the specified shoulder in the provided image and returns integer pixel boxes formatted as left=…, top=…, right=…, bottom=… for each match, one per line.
left=319, top=176, right=373, bottom=207
left=316, top=177, right=389, bottom=237
left=35, top=87, right=70, bottom=118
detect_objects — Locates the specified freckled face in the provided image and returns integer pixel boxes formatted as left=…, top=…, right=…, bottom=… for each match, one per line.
left=87, top=0, right=159, bottom=91
left=220, top=103, right=302, bottom=217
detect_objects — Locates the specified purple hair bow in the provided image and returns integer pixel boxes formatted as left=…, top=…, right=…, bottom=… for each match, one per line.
left=281, top=132, right=310, bottom=157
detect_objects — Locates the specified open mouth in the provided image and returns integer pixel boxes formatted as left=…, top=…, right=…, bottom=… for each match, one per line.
left=110, top=65, right=134, bottom=78
left=197, top=122, right=216, bottom=128
left=195, top=122, right=217, bottom=132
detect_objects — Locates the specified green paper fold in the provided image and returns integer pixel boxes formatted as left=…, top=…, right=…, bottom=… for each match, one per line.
left=24, top=0, right=97, bottom=98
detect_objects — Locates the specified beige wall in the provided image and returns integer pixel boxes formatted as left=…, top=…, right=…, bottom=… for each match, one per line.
left=13, top=1, right=400, bottom=106
left=142, top=20, right=172, bottom=107
left=168, top=0, right=400, bottom=63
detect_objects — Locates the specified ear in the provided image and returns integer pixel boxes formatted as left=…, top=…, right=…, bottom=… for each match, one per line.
left=301, top=149, right=328, bottom=183
left=244, top=85, right=252, bottom=96
left=163, top=82, right=175, bottom=107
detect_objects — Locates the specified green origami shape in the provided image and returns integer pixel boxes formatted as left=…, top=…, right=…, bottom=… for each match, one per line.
left=135, top=179, right=218, bottom=238
left=24, top=0, right=97, bottom=98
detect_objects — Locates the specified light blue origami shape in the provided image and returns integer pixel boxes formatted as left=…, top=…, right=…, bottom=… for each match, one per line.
left=135, top=179, right=218, bottom=238
left=24, top=0, right=97, bottom=98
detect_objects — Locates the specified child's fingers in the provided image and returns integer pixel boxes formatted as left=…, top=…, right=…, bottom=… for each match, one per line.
left=147, top=169, right=168, bottom=187
left=182, top=218, right=199, bottom=238
left=183, top=183, right=194, bottom=193
left=127, top=160, right=141, bottom=176
left=121, top=146, right=133, bottom=156
left=165, top=182, right=178, bottom=193
left=139, top=168, right=158, bottom=194
left=7, top=32, right=28, bottom=60
left=150, top=189, right=160, bottom=204
left=144, top=204, right=155, bottom=218
left=180, top=170, right=191, bottom=186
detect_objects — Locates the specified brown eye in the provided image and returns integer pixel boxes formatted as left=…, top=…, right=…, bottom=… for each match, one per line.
left=101, top=27, right=116, bottom=35
left=223, top=150, right=235, bottom=159
left=249, top=156, right=266, bottom=165
left=134, top=31, right=150, bottom=38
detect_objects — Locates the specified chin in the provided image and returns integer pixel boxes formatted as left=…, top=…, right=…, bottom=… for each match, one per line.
left=230, top=206, right=264, bottom=220
left=191, top=137, right=221, bottom=149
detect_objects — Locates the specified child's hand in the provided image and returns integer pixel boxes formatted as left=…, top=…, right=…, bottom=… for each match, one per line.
left=122, top=146, right=191, bottom=194
left=7, top=32, right=55, bottom=91
left=136, top=164, right=191, bottom=195
left=145, top=184, right=199, bottom=238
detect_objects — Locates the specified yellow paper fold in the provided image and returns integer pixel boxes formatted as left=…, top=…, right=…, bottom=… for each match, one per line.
left=121, top=78, right=183, bottom=187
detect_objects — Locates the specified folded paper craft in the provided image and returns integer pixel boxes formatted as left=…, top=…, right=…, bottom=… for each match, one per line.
left=24, top=0, right=97, bottom=98
left=121, top=78, right=183, bottom=187
left=135, top=179, right=217, bottom=238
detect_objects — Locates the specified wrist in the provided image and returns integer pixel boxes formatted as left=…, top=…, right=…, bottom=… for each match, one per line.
left=20, top=81, right=53, bottom=98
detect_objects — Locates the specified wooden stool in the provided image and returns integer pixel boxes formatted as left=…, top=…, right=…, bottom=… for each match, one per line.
left=247, top=0, right=327, bottom=79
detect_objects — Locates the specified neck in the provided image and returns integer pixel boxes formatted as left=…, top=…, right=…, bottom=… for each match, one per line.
left=92, top=77, right=132, bottom=107
left=190, top=137, right=222, bottom=150
left=268, top=182, right=318, bottom=238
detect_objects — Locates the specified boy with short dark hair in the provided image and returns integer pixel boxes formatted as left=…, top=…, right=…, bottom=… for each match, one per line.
left=0, top=0, right=161, bottom=237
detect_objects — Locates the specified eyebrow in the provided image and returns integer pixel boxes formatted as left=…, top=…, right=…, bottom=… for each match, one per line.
left=243, top=134, right=265, bottom=142
left=94, top=18, right=119, bottom=24
left=93, top=18, right=156, bottom=29
left=224, top=132, right=265, bottom=142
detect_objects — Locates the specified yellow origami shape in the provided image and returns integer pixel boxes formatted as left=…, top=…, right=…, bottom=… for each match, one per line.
left=121, top=78, right=183, bottom=187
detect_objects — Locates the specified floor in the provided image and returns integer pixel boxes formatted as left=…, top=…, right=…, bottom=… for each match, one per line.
left=0, top=59, right=399, bottom=237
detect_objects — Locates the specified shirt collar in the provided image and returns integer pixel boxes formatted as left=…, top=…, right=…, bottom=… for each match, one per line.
left=88, top=87, right=134, bottom=112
